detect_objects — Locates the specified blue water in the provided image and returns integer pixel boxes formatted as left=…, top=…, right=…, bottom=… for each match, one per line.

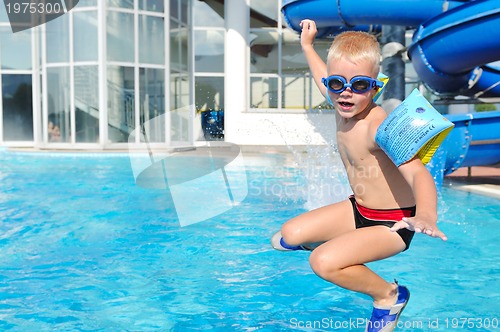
left=0, top=151, right=499, bottom=331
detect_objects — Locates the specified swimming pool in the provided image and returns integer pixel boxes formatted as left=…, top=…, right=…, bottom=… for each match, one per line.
left=0, top=150, right=498, bottom=331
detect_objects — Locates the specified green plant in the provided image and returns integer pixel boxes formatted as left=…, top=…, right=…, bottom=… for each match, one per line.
left=474, top=103, right=497, bottom=112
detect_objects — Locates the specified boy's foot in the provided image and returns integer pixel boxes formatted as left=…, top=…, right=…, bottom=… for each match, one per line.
left=270, top=231, right=312, bottom=251
left=365, top=282, right=410, bottom=332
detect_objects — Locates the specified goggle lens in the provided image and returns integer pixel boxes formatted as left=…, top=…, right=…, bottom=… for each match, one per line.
left=328, top=78, right=345, bottom=91
left=351, top=78, right=370, bottom=91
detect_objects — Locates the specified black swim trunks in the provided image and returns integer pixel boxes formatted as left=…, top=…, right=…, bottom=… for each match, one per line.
left=348, top=195, right=416, bottom=251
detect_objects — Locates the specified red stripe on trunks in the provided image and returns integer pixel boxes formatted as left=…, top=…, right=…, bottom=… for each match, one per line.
left=355, top=202, right=414, bottom=221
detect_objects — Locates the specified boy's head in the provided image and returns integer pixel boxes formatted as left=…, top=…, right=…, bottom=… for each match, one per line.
left=327, top=31, right=380, bottom=77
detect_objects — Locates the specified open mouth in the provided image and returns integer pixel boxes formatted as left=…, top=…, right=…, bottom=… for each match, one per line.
left=339, top=101, right=354, bottom=108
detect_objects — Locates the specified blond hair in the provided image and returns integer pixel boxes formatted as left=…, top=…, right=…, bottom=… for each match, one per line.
left=327, top=31, right=381, bottom=75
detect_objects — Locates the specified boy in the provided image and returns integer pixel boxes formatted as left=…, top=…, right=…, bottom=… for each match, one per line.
left=271, top=20, right=447, bottom=331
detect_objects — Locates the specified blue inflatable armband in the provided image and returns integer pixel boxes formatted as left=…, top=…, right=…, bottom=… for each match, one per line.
left=375, top=89, right=454, bottom=167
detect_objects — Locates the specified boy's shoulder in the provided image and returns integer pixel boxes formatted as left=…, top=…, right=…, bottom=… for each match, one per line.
left=366, top=105, right=387, bottom=135
left=368, top=104, right=388, bottom=121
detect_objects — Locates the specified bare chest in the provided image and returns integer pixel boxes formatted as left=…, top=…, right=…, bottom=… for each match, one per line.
left=336, top=123, right=376, bottom=167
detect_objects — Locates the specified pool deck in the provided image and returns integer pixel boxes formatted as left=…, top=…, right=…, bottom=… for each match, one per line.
left=444, top=164, right=500, bottom=199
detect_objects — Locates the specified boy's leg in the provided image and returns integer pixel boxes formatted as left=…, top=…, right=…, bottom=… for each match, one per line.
left=280, top=199, right=356, bottom=247
left=308, top=226, right=406, bottom=304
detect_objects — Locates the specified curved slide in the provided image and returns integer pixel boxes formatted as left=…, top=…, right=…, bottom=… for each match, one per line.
left=281, top=0, right=500, bottom=181
left=282, top=0, right=500, bottom=97
left=429, top=110, right=500, bottom=186
left=408, top=0, right=500, bottom=97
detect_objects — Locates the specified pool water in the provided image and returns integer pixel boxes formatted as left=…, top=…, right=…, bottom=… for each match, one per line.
left=0, top=151, right=498, bottom=331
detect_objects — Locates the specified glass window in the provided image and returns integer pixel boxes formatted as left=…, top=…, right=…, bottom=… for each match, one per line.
left=170, top=0, right=189, bottom=23
left=250, top=30, right=278, bottom=74
left=170, top=74, right=189, bottom=142
left=139, top=15, right=164, bottom=65
left=170, top=20, right=188, bottom=72
left=280, top=41, right=312, bottom=75
left=251, top=76, right=278, bottom=109
left=107, top=0, right=133, bottom=9
left=193, top=1, right=224, bottom=28
left=74, top=66, right=99, bottom=143
left=0, top=27, right=31, bottom=70
left=107, top=11, right=134, bottom=62
left=282, top=75, right=305, bottom=109
left=107, top=66, right=134, bottom=143
left=139, top=0, right=163, bottom=12
left=195, top=76, right=223, bottom=112
left=170, top=0, right=179, bottom=20
left=139, top=68, right=165, bottom=142
left=47, top=67, right=71, bottom=142
left=46, top=13, right=69, bottom=63
left=2, top=74, right=33, bottom=141
left=170, top=73, right=189, bottom=110
left=194, top=29, right=224, bottom=73
left=180, top=0, right=189, bottom=24
left=248, top=1, right=283, bottom=110
left=169, top=0, right=191, bottom=144
left=78, top=0, right=98, bottom=6
left=195, top=77, right=224, bottom=141
left=250, top=0, right=279, bottom=28
left=281, top=41, right=329, bottom=109
left=74, top=10, right=98, bottom=62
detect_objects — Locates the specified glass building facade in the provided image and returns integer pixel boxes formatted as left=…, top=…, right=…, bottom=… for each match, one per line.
left=0, top=0, right=192, bottom=149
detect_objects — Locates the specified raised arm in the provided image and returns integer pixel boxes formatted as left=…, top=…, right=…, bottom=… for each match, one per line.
left=300, top=19, right=328, bottom=97
left=392, top=158, right=448, bottom=241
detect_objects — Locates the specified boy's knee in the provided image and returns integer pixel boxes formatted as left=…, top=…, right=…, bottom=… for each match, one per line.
left=309, top=250, right=341, bottom=280
left=280, top=222, right=303, bottom=246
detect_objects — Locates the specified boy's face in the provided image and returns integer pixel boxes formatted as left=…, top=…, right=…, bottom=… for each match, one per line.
left=327, top=57, right=378, bottom=119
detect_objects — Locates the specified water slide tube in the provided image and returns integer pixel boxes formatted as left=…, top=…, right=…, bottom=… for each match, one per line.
left=282, top=0, right=500, bottom=97
left=408, top=0, right=500, bottom=97
left=282, top=0, right=463, bottom=36
left=281, top=0, right=500, bottom=181
left=429, top=110, right=500, bottom=186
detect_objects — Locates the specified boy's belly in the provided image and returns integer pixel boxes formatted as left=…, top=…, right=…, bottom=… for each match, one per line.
left=347, top=176, right=415, bottom=209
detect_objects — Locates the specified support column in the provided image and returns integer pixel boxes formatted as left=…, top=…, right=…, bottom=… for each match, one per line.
left=224, top=0, right=249, bottom=143
left=381, top=26, right=406, bottom=111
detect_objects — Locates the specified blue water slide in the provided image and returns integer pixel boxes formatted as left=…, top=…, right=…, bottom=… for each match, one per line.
left=282, top=0, right=500, bottom=179
left=468, top=64, right=500, bottom=99
left=408, top=1, right=500, bottom=97
left=282, top=0, right=500, bottom=97
left=281, top=0, right=467, bottom=37
left=443, top=111, right=500, bottom=170
left=429, top=110, right=500, bottom=186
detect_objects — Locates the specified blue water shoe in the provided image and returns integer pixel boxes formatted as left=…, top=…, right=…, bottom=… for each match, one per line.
left=271, top=231, right=312, bottom=251
left=365, top=282, right=409, bottom=332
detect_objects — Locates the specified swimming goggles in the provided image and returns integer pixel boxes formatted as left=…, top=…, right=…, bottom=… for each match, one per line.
left=322, top=75, right=384, bottom=94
